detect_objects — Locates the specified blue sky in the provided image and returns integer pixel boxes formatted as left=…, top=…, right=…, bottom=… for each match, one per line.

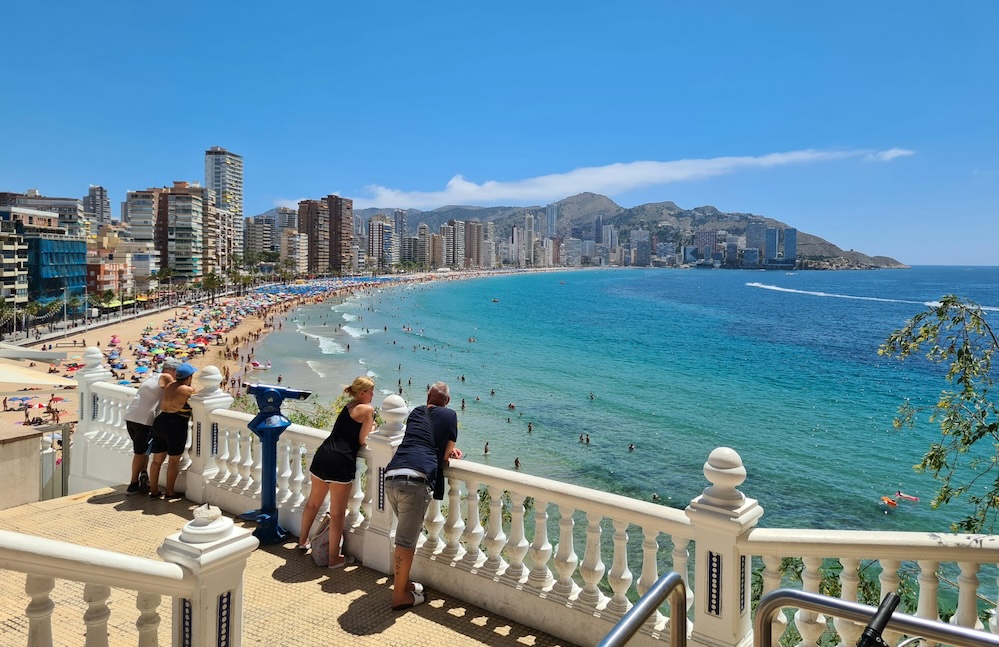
left=2, top=2, right=996, bottom=266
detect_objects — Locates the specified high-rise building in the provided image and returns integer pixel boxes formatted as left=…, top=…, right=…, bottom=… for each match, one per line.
left=367, top=216, right=395, bottom=270
left=204, top=146, right=243, bottom=219
left=123, top=188, right=163, bottom=245
left=545, top=202, right=559, bottom=239
left=465, top=220, right=484, bottom=268
left=417, top=223, right=432, bottom=269
left=745, top=221, right=766, bottom=257
left=523, top=214, right=535, bottom=266
left=765, top=228, right=780, bottom=262
left=328, top=195, right=353, bottom=274
left=275, top=206, right=298, bottom=232
left=632, top=228, right=651, bottom=266
left=205, top=146, right=243, bottom=265
left=244, top=213, right=277, bottom=257
left=394, top=209, right=407, bottom=238
left=783, top=228, right=797, bottom=262
left=83, top=185, right=112, bottom=227
left=298, top=199, right=329, bottom=272
left=594, top=215, right=604, bottom=243
left=695, top=229, right=718, bottom=260
left=445, top=220, right=465, bottom=267
left=156, top=182, right=204, bottom=281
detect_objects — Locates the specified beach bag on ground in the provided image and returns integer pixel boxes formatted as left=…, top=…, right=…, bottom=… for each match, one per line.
left=310, top=512, right=331, bottom=567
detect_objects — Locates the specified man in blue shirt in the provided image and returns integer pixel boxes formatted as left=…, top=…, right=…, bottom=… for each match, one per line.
left=384, top=382, right=463, bottom=610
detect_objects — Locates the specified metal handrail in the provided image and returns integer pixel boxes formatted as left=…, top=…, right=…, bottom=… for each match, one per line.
left=754, top=589, right=999, bottom=647
left=597, top=571, right=687, bottom=647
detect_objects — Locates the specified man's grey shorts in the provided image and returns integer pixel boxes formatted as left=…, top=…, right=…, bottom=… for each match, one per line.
left=386, top=478, right=433, bottom=550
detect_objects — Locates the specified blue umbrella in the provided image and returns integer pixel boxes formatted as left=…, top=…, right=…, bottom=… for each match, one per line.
left=117, top=380, right=132, bottom=385
left=134, top=366, right=149, bottom=374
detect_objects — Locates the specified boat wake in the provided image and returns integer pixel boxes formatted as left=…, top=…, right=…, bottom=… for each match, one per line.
left=745, top=282, right=999, bottom=311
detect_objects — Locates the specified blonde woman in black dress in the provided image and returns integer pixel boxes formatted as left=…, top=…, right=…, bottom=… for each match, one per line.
left=298, top=376, right=375, bottom=568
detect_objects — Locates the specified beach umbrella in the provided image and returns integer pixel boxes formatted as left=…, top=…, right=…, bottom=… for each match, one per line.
left=117, top=380, right=132, bottom=385
left=29, top=403, right=45, bottom=408
left=50, top=396, right=66, bottom=402
left=134, top=366, right=149, bottom=374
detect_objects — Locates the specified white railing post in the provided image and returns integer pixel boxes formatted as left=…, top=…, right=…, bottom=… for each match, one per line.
left=187, top=366, right=234, bottom=504
left=685, top=447, right=763, bottom=647
left=70, top=347, right=114, bottom=494
left=157, top=505, right=258, bottom=647
left=359, top=394, right=407, bottom=574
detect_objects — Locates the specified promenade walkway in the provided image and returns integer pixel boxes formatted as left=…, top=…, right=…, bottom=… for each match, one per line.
left=0, top=487, right=573, bottom=647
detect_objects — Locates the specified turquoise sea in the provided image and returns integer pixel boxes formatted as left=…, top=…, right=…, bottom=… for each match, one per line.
left=255, top=266, right=999, bottom=534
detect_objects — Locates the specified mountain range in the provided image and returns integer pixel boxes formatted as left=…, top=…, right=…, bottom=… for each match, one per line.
left=263, top=193, right=908, bottom=269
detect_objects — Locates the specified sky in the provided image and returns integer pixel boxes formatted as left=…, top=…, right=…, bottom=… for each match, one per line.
left=1, top=2, right=997, bottom=266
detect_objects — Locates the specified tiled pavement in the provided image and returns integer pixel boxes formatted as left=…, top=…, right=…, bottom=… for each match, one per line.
left=0, top=488, right=575, bottom=647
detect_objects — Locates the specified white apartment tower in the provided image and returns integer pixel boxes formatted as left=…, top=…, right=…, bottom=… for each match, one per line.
left=84, top=185, right=112, bottom=227
left=205, top=146, right=243, bottom=266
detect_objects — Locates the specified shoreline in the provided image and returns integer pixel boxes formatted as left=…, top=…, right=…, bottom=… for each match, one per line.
left=5, top=269, right=564, bottom=431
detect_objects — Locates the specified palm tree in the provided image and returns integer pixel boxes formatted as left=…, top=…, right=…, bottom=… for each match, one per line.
left=201, top=271, right=224, bottom=303
left=155, top=267, right=175, bottom=307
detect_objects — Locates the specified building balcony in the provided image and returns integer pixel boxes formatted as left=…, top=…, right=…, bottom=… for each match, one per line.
left=2, top=350, right=998, bottom=647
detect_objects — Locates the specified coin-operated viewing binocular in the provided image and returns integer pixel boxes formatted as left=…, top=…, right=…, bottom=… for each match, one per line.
left=241, top=383, right=313, bottom=544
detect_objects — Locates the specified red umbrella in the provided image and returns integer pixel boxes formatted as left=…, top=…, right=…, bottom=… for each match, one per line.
left=50, top=397, right=66, bottom=402
left=29, top=403, right=46, bottom=408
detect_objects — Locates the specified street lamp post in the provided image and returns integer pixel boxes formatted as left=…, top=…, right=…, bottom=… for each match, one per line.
left=62, top=286, right=68, bottom=339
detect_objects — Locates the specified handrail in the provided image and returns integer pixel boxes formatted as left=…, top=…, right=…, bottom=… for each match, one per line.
left=0, top=529, right=195, bottom=598
left=596, top=571, right=687, bottom=647
left=754, top=589, right=999, bottom=647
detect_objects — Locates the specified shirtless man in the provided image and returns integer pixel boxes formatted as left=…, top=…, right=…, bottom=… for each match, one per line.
left=148, top=363, right=197, bottom=498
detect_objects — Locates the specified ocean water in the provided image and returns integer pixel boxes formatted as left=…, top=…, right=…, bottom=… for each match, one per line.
left=253, top=266, right=999, bottom=533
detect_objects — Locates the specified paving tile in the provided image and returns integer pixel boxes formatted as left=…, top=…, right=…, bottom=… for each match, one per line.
left=0, top=487, right=576, bottom=646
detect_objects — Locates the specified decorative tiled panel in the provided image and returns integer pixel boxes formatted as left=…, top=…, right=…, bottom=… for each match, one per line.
left=707, top=550, right=722, bottom=616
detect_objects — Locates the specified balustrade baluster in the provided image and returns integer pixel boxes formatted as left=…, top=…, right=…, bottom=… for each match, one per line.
left=460, top=481, right=485, bottom=567
left=794, top=556, right=827, bottom=647
left=239, top=431, right=254, bottom=491
left=527, top=497, right=554, bottom=590
left=672, top=536, right=693, bottom=634
left=953, top=561, right=982, bottom=629
left=879, top=558, right=902, bottom=645
left=442, top=478, right=465, bottom=559
left=83, top=582, right=111, bottom=647
left=289, top=443, right=306, bottom=509
left=833, top=557, right=862, bottom=647
left=346, top=458, right=364, bottom=526
left=578, top=512, right=606, bottom=608
left=637, top=525, right=664, bottom=633
left=484, top=484, right=509, bottom=576
left=356, top=455, right=370, bottom=527
left=180, top=419, right=193, bottom=471
left=502, top=490, right=528, bottom=584
left=606, top=518, right=633, bottom=615
left=552, top=506, right=580, bottom=599
left=916, top=560, right=940, bottom=622
left=135, top=591, right=161, bottom=647
left=214, top=427, right=231, bottom=484
left=421, top=499, right=445, bottom=555
left=25, top=573, right=54, bottom=647
left=250, top=434, right=263, bottom=496
left=276, top=439, right=291, bottom=504
left=761, top=555, right=787, bottom=647
left=226, top=427, right=242, bottom=488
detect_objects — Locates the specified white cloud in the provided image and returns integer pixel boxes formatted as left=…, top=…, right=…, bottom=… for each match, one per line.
left=294, top=148, right=913, bottom=210
left=866, top=148, right=915, bottom=162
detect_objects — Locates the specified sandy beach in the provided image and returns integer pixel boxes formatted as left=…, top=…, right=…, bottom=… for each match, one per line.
left=4, top=282, right=393, bottom=430
left=2, top=268, right=561, bottom=436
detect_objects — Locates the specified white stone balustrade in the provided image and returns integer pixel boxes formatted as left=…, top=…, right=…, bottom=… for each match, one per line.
left=0, top=507, right=257, bottom=647
left=61, top=358, right=999, bottom=647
